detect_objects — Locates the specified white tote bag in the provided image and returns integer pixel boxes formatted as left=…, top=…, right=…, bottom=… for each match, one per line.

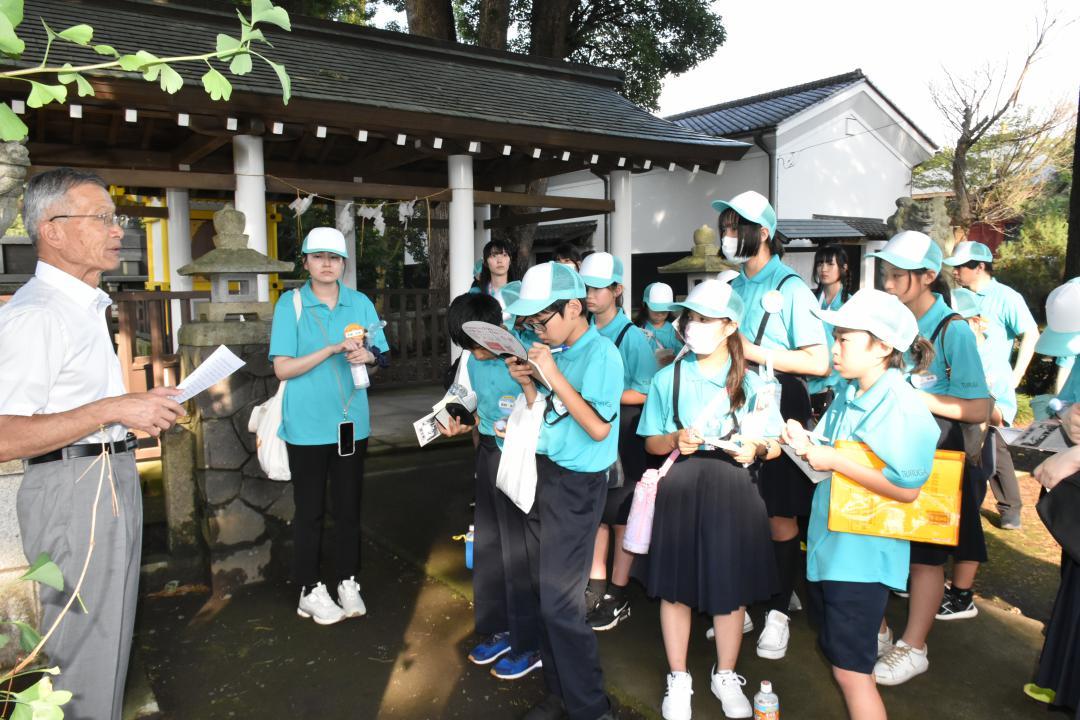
left=248, top=290, right=302, bottom=481
left=496, top=393, right=545, bottom=514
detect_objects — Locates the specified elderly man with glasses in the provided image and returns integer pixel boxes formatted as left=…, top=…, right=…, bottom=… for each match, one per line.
left=0, top=167, right=185, bottom=719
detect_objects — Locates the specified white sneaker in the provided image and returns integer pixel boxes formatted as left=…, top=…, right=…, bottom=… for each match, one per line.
left=705, top=613, right=754, bottom=641
left=337, top=576, right=367, bottom=618
left=874, top=639, right=929, bottom=686
left=297, top=582, right=346, bottom=625
left=710, top=667, right=752, bottom=719
left=877, top=626, right=894, bottom=658
left=661, top=671, right=693, bottom=720
left=755, top=610, right=790, bottom=660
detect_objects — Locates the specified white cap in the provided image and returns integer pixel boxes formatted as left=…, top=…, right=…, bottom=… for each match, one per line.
left=710, top=190, right=777, bottom=238
left=670, top=279, right=744, bottom=322
left=942, top=240, right=993, bottom=267
left=642, top=282, right=674, bottom=311
left=302, top=226, right=349, bottom=258
left=716, top=269, right=740, bottom=284
left=1035, top=278, right=1080, bottom=357
left=868, top=230, right=943, bottom=272
left=813, top=288, right=918, bottom=352
left=504, top=261, right=586, bottom=317
left=579, top=251, right=624, bottom=287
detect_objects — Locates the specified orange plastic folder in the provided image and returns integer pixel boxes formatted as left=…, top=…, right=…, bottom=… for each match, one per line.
left=827, top=441, right=965, bottom=546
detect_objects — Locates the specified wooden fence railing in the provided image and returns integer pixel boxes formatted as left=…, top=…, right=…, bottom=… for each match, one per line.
left=368, top=288, right=450, bottom=388
left=111, top=290, right=209, bottom=457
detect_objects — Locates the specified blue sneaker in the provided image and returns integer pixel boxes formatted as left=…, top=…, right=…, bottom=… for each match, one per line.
left=491, top=650, right=542, bottom=680
left=468, top=632, right=511, bottom=665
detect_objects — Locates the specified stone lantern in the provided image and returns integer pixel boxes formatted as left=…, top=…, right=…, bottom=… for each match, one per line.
left=176, top=204, right=291, bottom=322
left=164, top=204, right=296, bottom=602
left=658, top=224, right=736, bottom=293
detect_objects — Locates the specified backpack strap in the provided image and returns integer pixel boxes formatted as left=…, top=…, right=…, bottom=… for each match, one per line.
left=929, top=312, right=964, bottom=379
left=614, top=323, right=633, bottom=349
left=673, top=359, right=684, bottom=430
left=753, top=274, right=798, bottom=346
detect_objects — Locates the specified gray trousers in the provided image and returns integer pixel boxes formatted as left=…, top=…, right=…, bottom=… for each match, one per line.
left=17, top=450, right=142, bottom=720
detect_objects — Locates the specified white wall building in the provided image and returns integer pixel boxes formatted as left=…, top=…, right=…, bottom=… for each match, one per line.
left=540, top=70, right=936, bottom=296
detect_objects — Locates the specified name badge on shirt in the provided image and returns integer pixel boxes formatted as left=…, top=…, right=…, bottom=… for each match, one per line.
left=498, top=395, right=516, bottom=414
left=910, top=373, right=938, bottom=390
left=551, top=396, right=567, bottom=415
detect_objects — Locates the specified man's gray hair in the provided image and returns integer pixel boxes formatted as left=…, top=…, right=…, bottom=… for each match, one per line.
left=23, top=167, right=108, bottom=244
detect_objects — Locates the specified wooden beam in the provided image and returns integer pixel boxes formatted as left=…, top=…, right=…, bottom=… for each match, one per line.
left=139, top=117, right=156, bottom=150
left=28, top=142, right=173, bottom=170
left=485, top=207, right=604, bottom=229
left=30, top=165, right=237, bottom=191
left=316, top=134, right=338, bottom=165
left=356, top=144, right=427, bottom=174
left=171, top=133, right=231, bottom=167
left=268, top=176, right=449, bottom=201
left=117, top=204, right=170, bottom=219
left=473, top=190, right=613, bottom=212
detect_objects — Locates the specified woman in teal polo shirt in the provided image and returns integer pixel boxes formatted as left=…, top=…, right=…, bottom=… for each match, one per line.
left=636, top=279, right=782, bottom=720
left=504, top=261, right=622, bottom=720
left=717, top=190, right=831, bottom=662
left=870, top=230, right=991, bottom=686
left=808, top=245, right=851, bottom=418
left=784, top=288, right=937, bottom=720
left=269, top=227, right=389, bottom=626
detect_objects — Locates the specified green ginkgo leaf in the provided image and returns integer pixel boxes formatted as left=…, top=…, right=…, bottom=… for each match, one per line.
left=251, top=0, right=290, bottom=31
left=0, top=11, right=24, bottom=55
left=264, top=57, right=290, bottom=105
left=93, top=43, right=118, bottom=57
left=57, top=24, right=93, bottom=45
left=26, top=81, right=66, bottom=108
left=20, top=553, right=63, bottom=593
left=0, top=102, right=28, bottom=141
left=215, top=33, right=241, bottom=54
left=118, top=49, right=158, bottom=72
left=158, top=64, right=183, bottom=94
left=0, top=0, right=23, bottom=28
left=201, top=67, right=232, bottom=101
left=229, top=51, right=252, bottom=75
left=10, top=620, right=41, bottom=653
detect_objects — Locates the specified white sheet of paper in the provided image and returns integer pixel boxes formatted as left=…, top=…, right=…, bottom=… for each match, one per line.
left=174, top=345, right=246, bottom=403
left=780, top=444, right=832, bottom=484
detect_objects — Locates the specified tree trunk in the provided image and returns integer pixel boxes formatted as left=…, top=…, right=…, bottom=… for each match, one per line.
left=529, top=0, right=573, bottom=58
left=477, top=0, right=510, bottom=49
left=951, top=138, right=972, bottom=238
left=427, top=201, right=450, bottom=290
left=1065, top=88, right=1080, bottom=281
left=404, top=0, right=456, bottom=41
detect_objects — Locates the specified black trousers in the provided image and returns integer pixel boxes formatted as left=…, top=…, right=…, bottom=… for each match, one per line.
left=988, top=430, right=1022, bottom=514
left=529, top=456, right=610, bottom=720
left=286, top=440, right=368, bottom=588
left=474, top=436, right=540, bottom=652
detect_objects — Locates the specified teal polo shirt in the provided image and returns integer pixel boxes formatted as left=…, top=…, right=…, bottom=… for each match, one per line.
left=536, top=326, right=623, bottom=472
left=808, top=287, right=846, bottom=395
left=979, top=338, right=1017, bottom=424
left=594, top=310, right=658, bottom=394
left=268, top=282, right=389, bottom=444
left=467, top=352, right=521, bottom=442
left=642, top=321, right=683, bottom=355
left=1059, top=363, right=1080, bottom=405
left=969, top=278, right=1037, bottom=369
left=807, top=369, right=937, bottom=590
left=731, top=256, right=827, bottom=352
left=637, top=355, right=783, bottom=441
left=908, top=294, right=990, bottom=400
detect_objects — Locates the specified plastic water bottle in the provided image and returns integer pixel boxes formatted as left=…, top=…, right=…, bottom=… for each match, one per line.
left=1049, top=398, right=1074, bottom=417
left=753, top=680, right=779, bottom=720
left=465, top=524, right=474, bottom=570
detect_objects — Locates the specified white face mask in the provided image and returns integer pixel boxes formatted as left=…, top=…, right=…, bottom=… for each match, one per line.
left=721, top=235, right=750, bottom=264
left=684, top=320, right=728, bottom=355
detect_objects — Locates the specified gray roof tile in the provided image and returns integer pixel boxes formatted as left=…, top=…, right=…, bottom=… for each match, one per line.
left=776, top=218, right=864, bottom=241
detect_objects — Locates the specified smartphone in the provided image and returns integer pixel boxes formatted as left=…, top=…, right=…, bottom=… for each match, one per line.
left=338, top=420, right=356, bottom=457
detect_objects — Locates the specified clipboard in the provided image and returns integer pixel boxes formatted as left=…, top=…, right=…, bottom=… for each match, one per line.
left=827, top=441, right=964, bottom=546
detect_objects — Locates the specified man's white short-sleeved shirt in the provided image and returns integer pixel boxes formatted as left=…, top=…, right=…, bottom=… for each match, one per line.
left=0, top=261, right=127, bottom=443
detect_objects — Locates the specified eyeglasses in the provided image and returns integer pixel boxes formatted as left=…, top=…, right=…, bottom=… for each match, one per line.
left=49, top=212, right=132, bottom=229
left=523, top=309, right=562, bottom=334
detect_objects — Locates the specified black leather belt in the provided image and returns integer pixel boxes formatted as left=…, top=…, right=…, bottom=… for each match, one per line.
left=27, top=433, right=138, bottom=466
